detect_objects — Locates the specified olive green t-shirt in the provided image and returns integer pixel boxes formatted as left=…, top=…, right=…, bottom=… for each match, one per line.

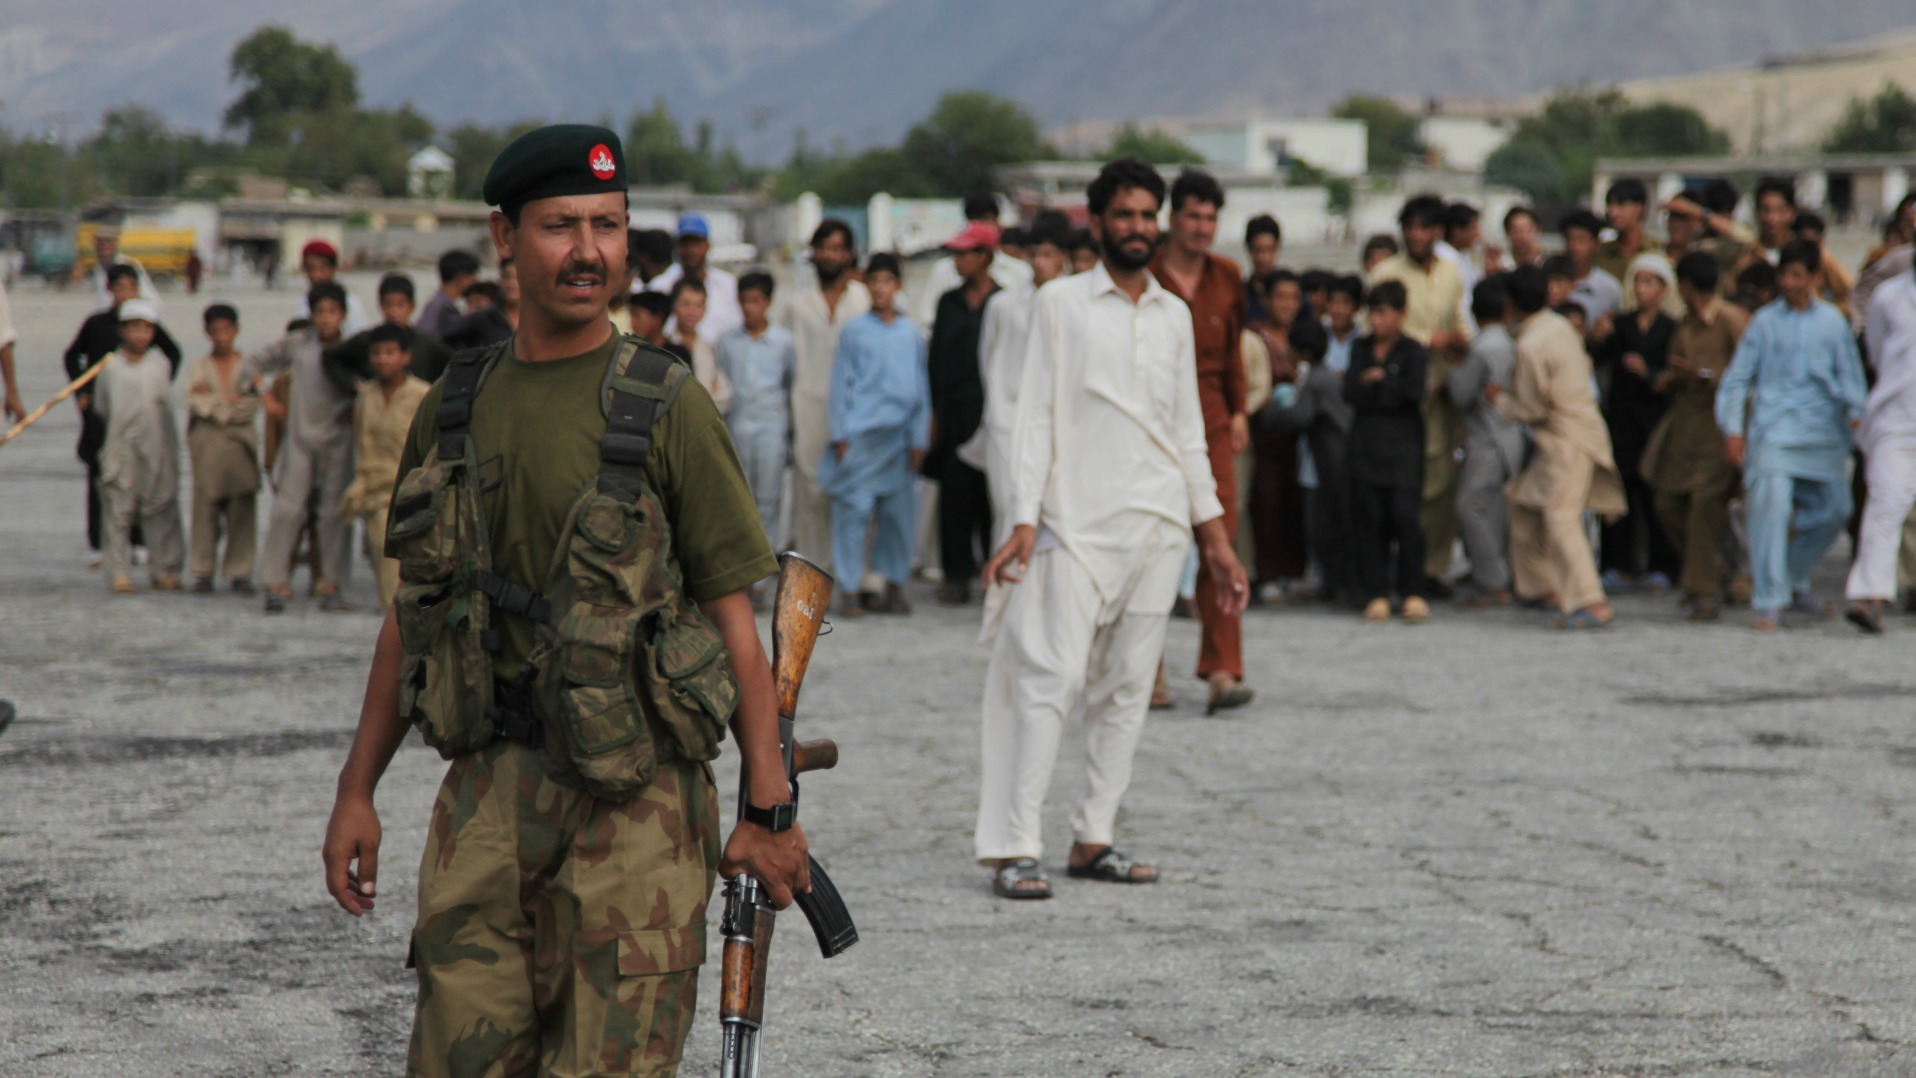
left=393, top=329, right=777, bottom=677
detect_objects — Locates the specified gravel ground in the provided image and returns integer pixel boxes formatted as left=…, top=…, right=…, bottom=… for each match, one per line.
left=4, top=278, right=1916, bottom=1077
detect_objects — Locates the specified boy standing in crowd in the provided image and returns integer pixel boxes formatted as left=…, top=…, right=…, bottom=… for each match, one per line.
left=1260, top=316, right=1356, bottom=605
left=669, top=278, right=733, bottom=415
left=1649, top=252, right=1747, bottom=621
left=94, top=300, right=186, bottom=594
left=65, top=264, right=184, bottom=565
left=1446, top=277, right=1525, bottom=607
left=415, top=250, right=479, bottom=338
left=1560, top=211, right=1623, bottom=334
left=717, top=271, right=797, bottom=565
left=1488, top=266, right=1624, bottom=630
left=338, top=323, right=429, bottom=616
left=1344, top=281, right=1430, bottom=624
left=1716, top=240, right=1868, bottom=632
left=184, top=304, right=260, bottom=594
left=293, top=240, right=369, bottom=335
left=1368, top=195, right=1469, bottom=597
left=822, top=253, right=928, bottom=618
left=241, top=282, right=357, bottom=614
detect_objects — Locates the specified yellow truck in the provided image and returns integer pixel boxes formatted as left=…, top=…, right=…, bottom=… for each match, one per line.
left=74, top=223, right=198, bottom=284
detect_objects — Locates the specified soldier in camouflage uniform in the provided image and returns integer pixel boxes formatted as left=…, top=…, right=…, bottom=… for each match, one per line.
left=321, top=125, right=811, bottom=1078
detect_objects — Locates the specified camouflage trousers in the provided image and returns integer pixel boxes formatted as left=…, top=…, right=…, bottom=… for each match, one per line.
left=408, top=742, right=720, bottom=1078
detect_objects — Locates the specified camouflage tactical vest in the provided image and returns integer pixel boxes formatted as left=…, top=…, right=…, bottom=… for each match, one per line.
left=384, top=336, right=738, bottom=802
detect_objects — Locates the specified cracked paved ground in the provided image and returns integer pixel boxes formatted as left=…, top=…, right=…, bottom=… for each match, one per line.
left=4, top=281, right=1916, bottom=1076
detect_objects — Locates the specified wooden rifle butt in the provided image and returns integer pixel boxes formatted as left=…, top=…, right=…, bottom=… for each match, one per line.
left=771, top=553, right=834, bottom=720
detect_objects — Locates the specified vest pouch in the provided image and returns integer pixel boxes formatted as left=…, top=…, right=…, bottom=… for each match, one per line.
left=386, top=457, right=463, bottom=584
left=548, top=608, right=657, bottom=801
left=640, top=604, right=737, bottom=764
left=394, top=582, right=495, bottom=759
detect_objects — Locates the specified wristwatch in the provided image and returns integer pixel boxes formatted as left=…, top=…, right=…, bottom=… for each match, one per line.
left=743, top=800, right=798, bottom=832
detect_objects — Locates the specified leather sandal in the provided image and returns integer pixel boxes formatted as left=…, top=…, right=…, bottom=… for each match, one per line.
left=1066, top=846, right=1158, bottom=884
left=991, top=858, right=1052, bottom=899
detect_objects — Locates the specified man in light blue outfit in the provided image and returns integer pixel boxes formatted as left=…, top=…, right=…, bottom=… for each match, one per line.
left=716, top=270, right=796, bottom=558
left=1715, top=240, right=1869, bottom=631
left=819, top=253, right=930, bottom=616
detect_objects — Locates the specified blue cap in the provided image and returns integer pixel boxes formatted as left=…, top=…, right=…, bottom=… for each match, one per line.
left=676, top=212, right=710, bottom=239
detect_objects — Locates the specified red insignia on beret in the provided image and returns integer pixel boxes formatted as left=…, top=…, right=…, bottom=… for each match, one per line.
left=589, top=144, right=617, bottom=181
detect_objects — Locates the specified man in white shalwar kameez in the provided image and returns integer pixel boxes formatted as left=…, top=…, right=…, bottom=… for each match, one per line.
left=1844, top=267, right=1916, bottom=632
left=974, top=159, right=1249, bottom=900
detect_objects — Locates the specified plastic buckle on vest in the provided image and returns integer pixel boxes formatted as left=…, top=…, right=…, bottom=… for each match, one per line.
left=478, top=570, right=553, bottom=625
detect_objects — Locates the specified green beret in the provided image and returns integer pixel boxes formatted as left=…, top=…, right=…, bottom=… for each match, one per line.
left=482, top=124, right=627, bottom=214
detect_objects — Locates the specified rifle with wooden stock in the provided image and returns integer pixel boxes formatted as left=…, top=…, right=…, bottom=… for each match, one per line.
left=719, top=552, right=858, bottom=1078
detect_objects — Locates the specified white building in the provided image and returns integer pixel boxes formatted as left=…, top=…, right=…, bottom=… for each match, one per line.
left=407, top=147, right=455, bottom=200
left=1418, top=116, right=1512, bottom=173
left=1185, top=118, right=1369, bottom=178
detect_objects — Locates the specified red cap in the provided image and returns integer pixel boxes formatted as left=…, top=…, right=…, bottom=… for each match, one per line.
left=300, top=239, right=340, bottom=264
left=945, top=221, right=1000, bottom=252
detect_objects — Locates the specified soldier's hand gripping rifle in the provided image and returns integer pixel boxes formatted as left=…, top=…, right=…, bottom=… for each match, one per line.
left=719, top=552, right=858, bottom=1078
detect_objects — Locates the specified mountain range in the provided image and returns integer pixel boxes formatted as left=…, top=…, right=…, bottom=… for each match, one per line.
left=1, top=0, right=1913, bottom=159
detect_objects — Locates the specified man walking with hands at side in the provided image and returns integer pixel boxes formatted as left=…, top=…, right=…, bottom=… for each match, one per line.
left=974, top=157, right=1249, bottom=900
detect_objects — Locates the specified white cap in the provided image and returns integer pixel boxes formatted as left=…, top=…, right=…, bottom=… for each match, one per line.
left=117, top=299, right=159, bottom=324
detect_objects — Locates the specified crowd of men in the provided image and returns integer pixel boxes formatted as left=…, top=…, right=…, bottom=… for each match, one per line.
left=9, top=168, right=1916, bottom=648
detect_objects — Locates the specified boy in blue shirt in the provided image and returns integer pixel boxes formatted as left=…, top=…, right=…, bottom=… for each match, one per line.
left=1715, top=240, right=1868, bottom=631
left=717, top=271, right=797, bottom=602
left=820, top=254, right=929, bottom=617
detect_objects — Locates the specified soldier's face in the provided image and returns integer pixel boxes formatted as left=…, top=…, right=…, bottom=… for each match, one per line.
left=494, top=193, right=628, bottom=328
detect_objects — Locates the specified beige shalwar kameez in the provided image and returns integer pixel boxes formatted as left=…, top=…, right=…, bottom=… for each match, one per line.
left=1496, top=309, right=1626, bottom=614
left=184, top=354, right=261, bottom=584
left=96, top=349, right=186, bottom=586
left=340, top=374, right=431, bottom=612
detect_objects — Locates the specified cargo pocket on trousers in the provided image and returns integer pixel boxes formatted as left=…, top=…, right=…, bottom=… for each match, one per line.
left=615, top=923, right=708, bottom=977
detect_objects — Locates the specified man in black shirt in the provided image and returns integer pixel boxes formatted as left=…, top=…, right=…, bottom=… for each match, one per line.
left=926, top=221, right=1001, bottom=604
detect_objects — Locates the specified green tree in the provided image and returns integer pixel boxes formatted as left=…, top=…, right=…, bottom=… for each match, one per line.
left=1484, top=133, right=1571, bottom=205
left=1822, top=82, right=1916, bottom=153
left=625, top=97, right=700, bottom=187
left=1331, top=94, right=1426, bottom=172
left=899, top=91, right=1050, bottom=198
left=445, top=120, right=544, bottom=200
left=0, top=132, right=97, bottom=209
left=1487, top=88, right=1730, bottom=205
left=285, top=105, right=434, bottom=195
left=224, top=26, right=361, bottom=143
left=1104, top=123, right=1203, bottom=165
